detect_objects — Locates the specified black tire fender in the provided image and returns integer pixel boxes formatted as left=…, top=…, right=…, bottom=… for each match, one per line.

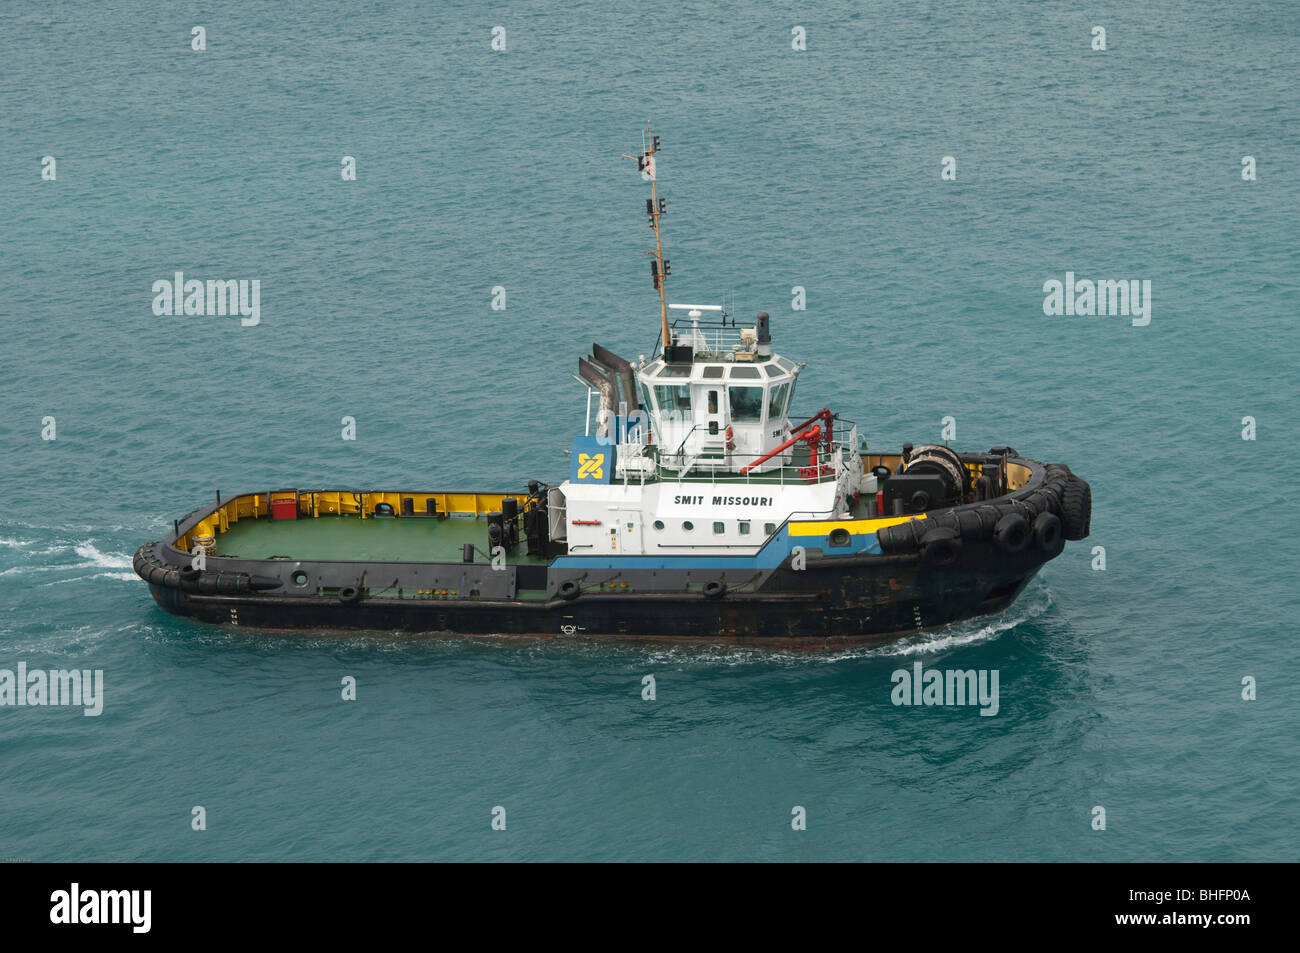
left=994, top=513, right=1030, bottom=554
left=920, top=527, right=961, bottom=567
left=338, top=585, right=361, bottom=605
left=557, top=580, right=581, bottom=601
left=1060, top=476, right=1092, bottom=540
left=1033, top=511, right=1063, bottom=554
left=975, top=505, right=1001, bottom=536
left=702, top=580, right=727, bottom=600
left=878, top=518, right=928, bottom=554
left=955, top=509, right=986, bottom=542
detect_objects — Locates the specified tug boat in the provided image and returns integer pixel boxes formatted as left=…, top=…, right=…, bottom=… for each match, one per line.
left=134, top=127, right=1091, bottom=644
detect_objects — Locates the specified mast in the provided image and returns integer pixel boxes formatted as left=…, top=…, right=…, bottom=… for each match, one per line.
left=624, top=124, right=670, bottom=349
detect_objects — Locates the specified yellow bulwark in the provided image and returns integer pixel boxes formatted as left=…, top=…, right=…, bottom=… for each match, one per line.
left=175, top=490, right=518, bottom=553
left=788, top=514, right=926, bottom=537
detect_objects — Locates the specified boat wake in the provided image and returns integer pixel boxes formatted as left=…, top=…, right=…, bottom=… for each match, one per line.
left=72, top=543, right=133, bottom=569
left=628, top=580, right=1055, bottom=667
left=867, top=582, right=1054, bottom=659
left=0, top=533, right=138, bottom=585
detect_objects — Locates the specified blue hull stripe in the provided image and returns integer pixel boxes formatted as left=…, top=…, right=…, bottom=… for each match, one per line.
left=552, top=527, right=882, bottom=570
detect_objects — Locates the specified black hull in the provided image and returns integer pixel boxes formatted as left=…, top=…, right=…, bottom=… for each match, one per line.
left=144, top=544, right=1049, bottom=644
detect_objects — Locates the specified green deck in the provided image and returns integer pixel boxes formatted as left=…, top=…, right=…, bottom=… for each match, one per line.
left=215, top=514, right=549, bottom=564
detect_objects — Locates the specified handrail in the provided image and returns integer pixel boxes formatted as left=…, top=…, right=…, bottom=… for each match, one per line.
left=672, top=422, right=704, bottom=458
left=650, top=439, right=854, bottom=486
left=740, top=425, right=819, bottom=475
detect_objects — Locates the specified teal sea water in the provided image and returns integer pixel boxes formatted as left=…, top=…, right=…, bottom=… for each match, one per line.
left=1, top=0, right=1297, bottom=861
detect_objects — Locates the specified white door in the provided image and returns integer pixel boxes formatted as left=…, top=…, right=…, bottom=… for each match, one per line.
left=615, top=511, right=642, bottom=554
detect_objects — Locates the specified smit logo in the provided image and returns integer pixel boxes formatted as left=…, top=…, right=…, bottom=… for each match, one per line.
left=578, top=453, right=605, bottom=480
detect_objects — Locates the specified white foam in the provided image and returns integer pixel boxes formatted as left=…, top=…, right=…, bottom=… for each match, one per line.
left=73, top=543, right=133, bottom=569
left=623, top=581, right=1055, bottom=667
left=0, top=564, right=90, bottom=576
left=38, top=571, right=138, bottom=586
left=2, top=563, right=99, bottom=577
left=825, top=582, right=1054, bottom=661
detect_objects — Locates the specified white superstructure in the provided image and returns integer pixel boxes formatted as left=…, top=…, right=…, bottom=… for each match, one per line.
left=557, top=308, right=867, bottom=557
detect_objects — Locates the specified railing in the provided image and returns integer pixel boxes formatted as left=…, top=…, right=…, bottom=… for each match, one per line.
left=671, top=422, right=705, bottom=459
left=643, top=410, right=861, bottom=487
left=605, top=406, right=863, bottom=489
left=671, top=324, right=756, bottom=359
left=646, top=441, right=856, bottom=487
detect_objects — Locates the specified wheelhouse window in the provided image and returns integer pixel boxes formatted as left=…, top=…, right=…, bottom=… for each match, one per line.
left=653, top=384, right=692, bottom=420
left=729, top=386, right=764, bottom=422
left=766, top=382, right=790, bottom=421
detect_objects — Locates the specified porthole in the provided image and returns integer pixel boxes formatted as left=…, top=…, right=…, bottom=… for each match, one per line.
left=682, top=521, right=694, bottom=532
left=653, top=520, right=665, bottom=530
left=291, top=570, right=309, bottom=587
left=829, top=527, right=851, bottom=547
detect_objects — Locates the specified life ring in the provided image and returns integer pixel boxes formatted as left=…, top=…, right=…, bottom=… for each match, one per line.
left=993, top=513, right=1030, bottom=554
left=338, top=585, right=361, bottom=605
left=725, top=426, right=735, bottom=451
left=557, top=580, right=581, bottom=601
left=702, top=580, right=727, bottom=600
